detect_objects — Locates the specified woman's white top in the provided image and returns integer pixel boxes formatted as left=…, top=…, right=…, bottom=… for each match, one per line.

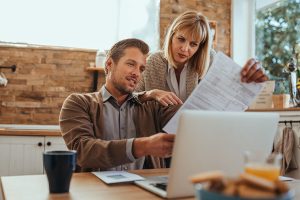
left=166, top=63, right=191, bottom=102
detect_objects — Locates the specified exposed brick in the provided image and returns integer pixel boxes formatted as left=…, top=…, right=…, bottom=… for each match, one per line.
left=0, top=45, right=103, bottom=124
left=17, top=92, right=46, bottom=101
left=160, top=0, right=231, bottom=54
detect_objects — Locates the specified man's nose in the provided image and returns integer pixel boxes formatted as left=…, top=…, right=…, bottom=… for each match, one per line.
left=132, top=67, right=141, bottom=77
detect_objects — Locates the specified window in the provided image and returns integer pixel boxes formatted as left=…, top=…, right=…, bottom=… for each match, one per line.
left=255, top=0, right=300, bottom=80
left=231, top=0, right=256, bottom=66
left=232, top=0, right=300, bottom=94
left=0, top=0, right=160, bottom=52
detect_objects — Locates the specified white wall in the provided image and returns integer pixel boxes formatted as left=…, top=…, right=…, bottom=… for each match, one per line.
left=231, top=0, right=255, bottom=66
left=0, top=0, right=160, bottom=52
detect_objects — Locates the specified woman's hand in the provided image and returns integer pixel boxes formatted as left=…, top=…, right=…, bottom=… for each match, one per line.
left=145, top=89, right=183, bottom=106
left=241, top=58, right=269, bottom=83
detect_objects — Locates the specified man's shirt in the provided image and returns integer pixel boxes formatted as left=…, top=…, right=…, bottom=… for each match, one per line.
left=101, top=86, right=145, bottom=170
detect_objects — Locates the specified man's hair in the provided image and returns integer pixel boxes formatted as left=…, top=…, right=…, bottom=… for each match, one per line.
left=105, top=38, right=149, bottom=74
left=163, top=10, right=211, bottom=79
left=104, top=38, right=149, bottom=74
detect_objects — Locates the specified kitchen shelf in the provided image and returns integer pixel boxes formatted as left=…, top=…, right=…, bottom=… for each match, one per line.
left=85, top=67, right=105, bottom=72
left=85, top=67, right=105, bottom=92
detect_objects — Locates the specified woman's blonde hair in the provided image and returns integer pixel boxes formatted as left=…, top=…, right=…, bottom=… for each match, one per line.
left=163, top=10, right=211, bottom=79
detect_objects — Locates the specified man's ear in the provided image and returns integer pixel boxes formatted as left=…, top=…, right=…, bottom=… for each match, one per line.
left=105, top=58, right=113, bottom=74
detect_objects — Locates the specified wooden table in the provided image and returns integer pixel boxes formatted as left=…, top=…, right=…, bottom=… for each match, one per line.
left=1, top=169, right=300, bottom=200
left=0, top=169, right=192, bottom=200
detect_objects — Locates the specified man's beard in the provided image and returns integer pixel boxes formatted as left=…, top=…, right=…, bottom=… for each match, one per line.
left=112, top=77, right=133, bottom=95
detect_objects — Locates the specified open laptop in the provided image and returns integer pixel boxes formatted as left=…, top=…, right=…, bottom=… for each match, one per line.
left=134, top=110, right=279, bottom=198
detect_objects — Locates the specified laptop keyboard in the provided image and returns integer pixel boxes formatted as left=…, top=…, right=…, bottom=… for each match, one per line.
left=151, top=183, right=167, bottom=191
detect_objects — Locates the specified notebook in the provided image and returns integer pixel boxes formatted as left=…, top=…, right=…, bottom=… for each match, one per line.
left=134, top=110, right=279, bottom=198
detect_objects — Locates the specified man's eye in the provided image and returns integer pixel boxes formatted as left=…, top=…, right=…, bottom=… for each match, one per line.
left=128, top=63, right=134, bottom=66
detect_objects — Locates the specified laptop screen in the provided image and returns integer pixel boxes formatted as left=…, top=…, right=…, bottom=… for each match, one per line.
left=166, top=110, right=279, bottom=198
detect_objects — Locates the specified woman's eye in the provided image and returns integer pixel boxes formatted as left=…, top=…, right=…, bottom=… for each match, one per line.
left=190, top=43, right=198, bottom=47
left=178, top=37, right=185, bottom=42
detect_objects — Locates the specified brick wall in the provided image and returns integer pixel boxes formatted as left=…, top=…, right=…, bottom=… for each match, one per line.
left=0, top=1, right=231, bottom=124
left=160, top=0, right=231, bottom=55
left=0, top=45, right=105, bottom=124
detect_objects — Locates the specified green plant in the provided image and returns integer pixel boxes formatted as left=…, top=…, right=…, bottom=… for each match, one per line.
left=256, top=0, right=300, bottom=80
left=273, top=79, right=289, bottom=94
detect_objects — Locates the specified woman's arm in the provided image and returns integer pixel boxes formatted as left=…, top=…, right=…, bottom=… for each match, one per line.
left=138, top=89, right=182, bottom=106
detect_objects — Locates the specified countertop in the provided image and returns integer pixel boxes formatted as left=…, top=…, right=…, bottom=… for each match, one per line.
left=247, top=107, right=300, bottom=112
left=1, top=107, right=300, bottom=137
left=0, top=124, right=61, bottom=136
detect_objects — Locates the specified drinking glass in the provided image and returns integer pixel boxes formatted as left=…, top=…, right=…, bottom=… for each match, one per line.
left=244, top=151, right=282, bottom=181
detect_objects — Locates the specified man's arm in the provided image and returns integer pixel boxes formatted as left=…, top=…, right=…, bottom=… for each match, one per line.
left=59, top=93, right=131, bottom=170
left=132, top=133, right=175, bottom=158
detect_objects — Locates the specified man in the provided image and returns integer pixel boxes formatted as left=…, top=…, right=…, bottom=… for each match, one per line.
left=60, top=38, right=268, bottom=172
left=60, top=38, right=178, bottom=172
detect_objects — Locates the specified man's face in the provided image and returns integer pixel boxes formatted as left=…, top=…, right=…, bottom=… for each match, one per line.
left=106, top=47, right=146, bottom=94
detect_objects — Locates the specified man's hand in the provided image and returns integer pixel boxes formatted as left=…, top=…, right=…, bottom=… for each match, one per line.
left=133, top=133, right=175, bottom=158
left=241, top=58, right=269, bottom=83
left=145, top=89, right=183, bottom=106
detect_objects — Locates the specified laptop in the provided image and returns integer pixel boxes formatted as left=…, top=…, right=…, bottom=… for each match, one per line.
left=134, top=110, right=279, bottom=198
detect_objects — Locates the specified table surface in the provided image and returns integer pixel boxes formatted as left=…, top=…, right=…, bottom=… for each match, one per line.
left=0, top=169, right=193, bottom=200
left=1, top=169, right=300, bottom=200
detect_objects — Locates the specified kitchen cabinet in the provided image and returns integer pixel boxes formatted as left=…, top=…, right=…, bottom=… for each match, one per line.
left=0, top=136, right=67, bottom=176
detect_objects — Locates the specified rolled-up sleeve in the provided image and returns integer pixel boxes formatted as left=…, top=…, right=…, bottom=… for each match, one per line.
left=126, top=138, right=137, bottom=162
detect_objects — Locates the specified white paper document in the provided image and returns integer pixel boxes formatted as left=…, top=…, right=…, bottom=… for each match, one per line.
left=92, top=171, right=145, bottom=184
left=249, top=80, right=275, bottom=109
left=163, top=52, right=264, bottom=133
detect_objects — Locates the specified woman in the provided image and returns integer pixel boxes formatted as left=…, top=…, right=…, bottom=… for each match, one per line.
left=136, top=10, right=267, bottom=106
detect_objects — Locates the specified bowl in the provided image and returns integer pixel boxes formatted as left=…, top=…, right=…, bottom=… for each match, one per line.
left=194, top=184, right=295, bottom=200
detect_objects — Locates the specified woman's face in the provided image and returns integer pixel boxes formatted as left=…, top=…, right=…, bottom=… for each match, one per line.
left=171, top=30, right=200, bottom=67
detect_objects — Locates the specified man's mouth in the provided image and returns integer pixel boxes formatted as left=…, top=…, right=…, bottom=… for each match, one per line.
left=126, top=77, right=137, bottom=85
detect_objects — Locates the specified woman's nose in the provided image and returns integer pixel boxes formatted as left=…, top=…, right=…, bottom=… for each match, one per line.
left=181, top=42, right=189, bottom=51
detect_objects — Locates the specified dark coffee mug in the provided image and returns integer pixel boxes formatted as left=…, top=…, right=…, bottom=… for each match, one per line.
left=43, top=150, right=77, bottom=193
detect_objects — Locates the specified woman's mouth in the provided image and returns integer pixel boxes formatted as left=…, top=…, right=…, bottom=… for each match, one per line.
left=178, top=53, right=188, bottom=59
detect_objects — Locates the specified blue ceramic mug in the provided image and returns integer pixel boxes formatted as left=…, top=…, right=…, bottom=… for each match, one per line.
left=43, top=150, right=77, bottom=193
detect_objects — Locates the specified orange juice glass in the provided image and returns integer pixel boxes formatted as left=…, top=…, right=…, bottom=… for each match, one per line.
left=244, top=151, right=282, bottom=181
left=244, top=163, right=280, bottom=181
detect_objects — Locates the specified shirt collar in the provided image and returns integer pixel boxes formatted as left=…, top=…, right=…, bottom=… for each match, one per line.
left=100, top=85, right=138, bottom=104
left=167, top=62, right=188, bottom=73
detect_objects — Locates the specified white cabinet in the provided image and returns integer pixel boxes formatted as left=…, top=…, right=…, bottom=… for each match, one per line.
left=44, top=136, right=67, bottom=152
left=0, top=136, right=67, bottom=176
